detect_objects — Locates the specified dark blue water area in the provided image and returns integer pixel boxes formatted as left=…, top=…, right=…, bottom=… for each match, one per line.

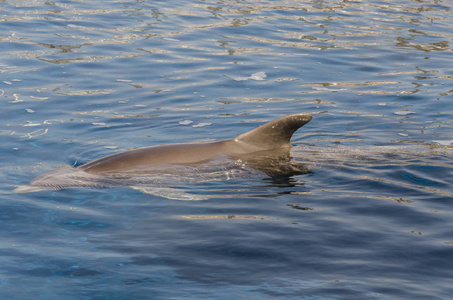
left=1, top=0, right=453, bottom=299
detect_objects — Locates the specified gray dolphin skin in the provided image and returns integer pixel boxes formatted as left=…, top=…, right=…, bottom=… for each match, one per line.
left=80, top=113, right=312, bottom=173
left=15, top=113, right=312, bottom=194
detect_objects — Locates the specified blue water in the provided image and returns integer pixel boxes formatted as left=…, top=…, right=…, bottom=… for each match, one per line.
left=1, top=0, right=453, bottom=299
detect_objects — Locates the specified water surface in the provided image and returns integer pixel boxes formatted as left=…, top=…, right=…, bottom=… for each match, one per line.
left=1, top=0, right=453, bottom=299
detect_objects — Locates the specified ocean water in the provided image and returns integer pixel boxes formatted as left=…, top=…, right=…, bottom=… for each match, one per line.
left=1, top=0, right=453, bottom=299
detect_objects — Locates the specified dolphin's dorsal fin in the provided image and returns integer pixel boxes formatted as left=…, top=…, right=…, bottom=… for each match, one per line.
left=234, top=114, right=312, bottom=150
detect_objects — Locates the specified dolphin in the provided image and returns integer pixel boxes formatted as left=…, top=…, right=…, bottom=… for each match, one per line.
left=14, top=113, right=312, bottom=194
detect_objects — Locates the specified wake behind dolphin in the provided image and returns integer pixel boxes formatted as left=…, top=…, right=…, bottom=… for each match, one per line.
left=15, top=114, right=313, bottom=197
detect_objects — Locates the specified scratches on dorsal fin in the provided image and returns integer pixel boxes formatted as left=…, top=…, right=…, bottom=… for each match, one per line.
left=234, top=113, right=312, bottom=150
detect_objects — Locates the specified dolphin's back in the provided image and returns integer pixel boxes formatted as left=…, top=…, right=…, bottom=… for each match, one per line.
left=79, top=142, right=231, bottom=173
left=78, top=113, right=312, bottom=174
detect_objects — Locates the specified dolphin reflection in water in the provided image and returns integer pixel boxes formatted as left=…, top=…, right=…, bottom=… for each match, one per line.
left=15, top=114, right=314, bottom=199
